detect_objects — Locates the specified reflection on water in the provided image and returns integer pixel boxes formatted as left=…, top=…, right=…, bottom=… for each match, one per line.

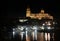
left=37, top=32, right=44, bottom=41
left=32, top=30, right=37, bottom=41
left=13, top=26, right=54, bottom=41
left=26, top=32, right=54, bottom=41
left=45, top=33, right=50, bottom=41
left=13, top=31, right=54, bottom=41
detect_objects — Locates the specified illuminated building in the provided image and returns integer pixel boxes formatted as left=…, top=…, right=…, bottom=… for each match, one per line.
left=12, top=7, right=55, bottom=41
left=26, top=7, right=53, bottom=20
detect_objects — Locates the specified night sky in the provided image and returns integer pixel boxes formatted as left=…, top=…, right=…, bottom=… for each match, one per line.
left=1, top=0, right=60, bottom=20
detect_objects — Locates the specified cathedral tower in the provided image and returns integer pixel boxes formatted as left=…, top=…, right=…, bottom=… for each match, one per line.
left=26, top=6, right=31, bottom=17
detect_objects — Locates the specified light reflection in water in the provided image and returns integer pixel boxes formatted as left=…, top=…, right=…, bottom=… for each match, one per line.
left=26, top=35, right=30, bottom=41
left=45, top=33, right=50, bottom=41
left=32, top=30, right=37, bottom=41
left=48, top=33, right=50, bottom=41
left=45, top=33, right=48, bottom=41
left=26, top=32, right=54, bottom=41
left=13, top=28, right=54, bottom=41
left=13, top=32, right=54, bottom=41
left=13, top=31, right=54, bottom=41
left=32, top=32, right=34, bottom=40
left=20, top=32, right=24, bottom=41
left=26, top=31, right=28, bottom=41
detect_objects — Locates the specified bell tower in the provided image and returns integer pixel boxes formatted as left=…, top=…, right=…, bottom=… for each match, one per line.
left=40, top=9, right=45, bottom=14
left=26, top=6, right=31, bottom=17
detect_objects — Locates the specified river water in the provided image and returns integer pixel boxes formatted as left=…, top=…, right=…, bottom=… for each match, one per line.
left=13, top=30, right=54, bottom=41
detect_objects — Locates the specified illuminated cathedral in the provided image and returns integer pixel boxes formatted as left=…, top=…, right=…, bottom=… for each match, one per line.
left=26, top=7, right=53, bottom=20
left=13, top=6, right=55, bottom=41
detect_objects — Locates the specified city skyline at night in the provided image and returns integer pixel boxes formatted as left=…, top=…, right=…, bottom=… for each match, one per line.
left=0, top=0, right=60, bottom=41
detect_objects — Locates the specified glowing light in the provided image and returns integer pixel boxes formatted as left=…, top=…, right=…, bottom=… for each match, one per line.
left=47, top=27, right=51, bottom=29
left=26, top=28, right=28, bottom=31
left=34, top=30, right=37, bottom=40
left=47, top=22, right=51, bottom=25
left=20, top=27, right=24, bottom=30
left=48, top=33, right=50, bottom=41
left=32, top=32, right=34, bottom=40
left=32, top=26, right=37, bottom=40
left=47, top=23, right=51, bottom=25
left=24, top=19, right=28, bottom=21
left=32, top=26, right=37, bottom=30
left=13, top=31, right=15, bottom=38
left=26, top=7, right=53, bottom=20
left=13, top=31, right=15, bottom=35
left=41, top=9, right=44, bottom=13
left=41, top=26, right=44, bottom=30
left=45, top=33, right=48, bottom=41
left=18, top=26, right=24, bottom=30
left=13, top=28, right=16, bottom=38
left=19, top=19, right=28, bottom=22
left=20, top=32, right=25, bottom=40
left=19, top=19, right=24, bottom=22
left=42, top=23, right=45, bottom=26
left=26, top=31, right=28, bottom=41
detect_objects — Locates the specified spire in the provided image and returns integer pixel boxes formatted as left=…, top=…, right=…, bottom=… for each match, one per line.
left=40, top=9, right=45, bottom=14
left=26, top=5, right=31, bottom=17
left=27, top=5, right=30, bottom=11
